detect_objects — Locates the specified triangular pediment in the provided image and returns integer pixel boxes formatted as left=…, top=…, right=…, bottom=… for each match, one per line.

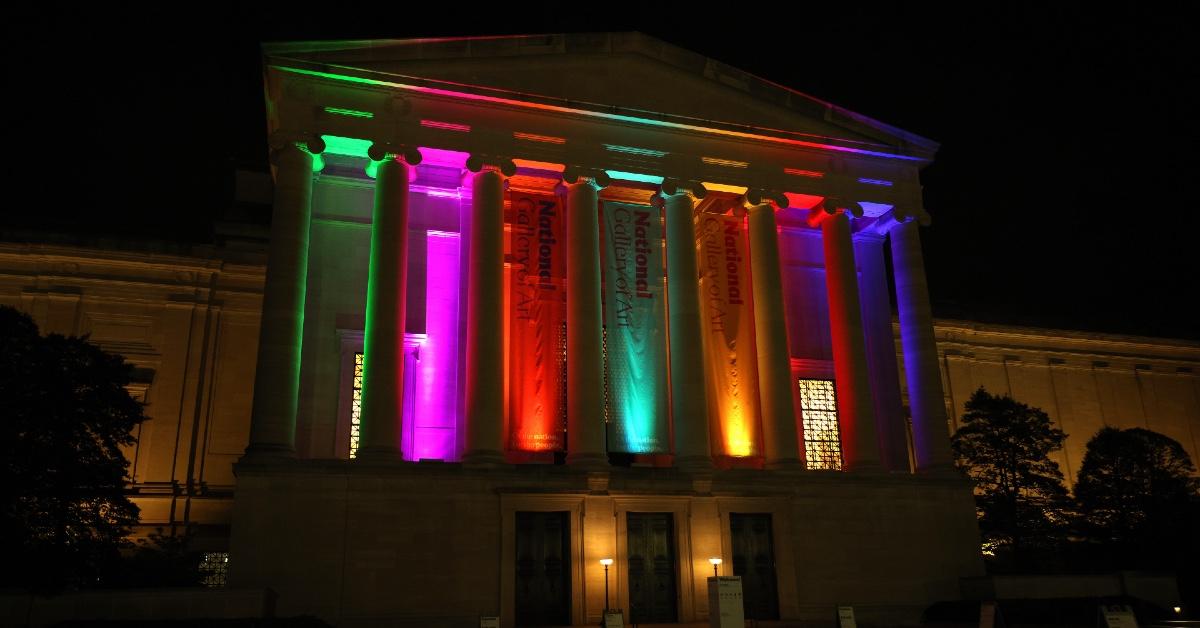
left=264, top=33, right=937, bottom=159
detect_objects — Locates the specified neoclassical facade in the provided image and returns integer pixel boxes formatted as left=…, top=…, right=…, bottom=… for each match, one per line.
left=2, top=32, right=1198, bottom=628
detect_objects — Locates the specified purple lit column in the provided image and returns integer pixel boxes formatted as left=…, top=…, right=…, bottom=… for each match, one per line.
left=358, top=152, right=416, bottom=461
left=246, top=137, right=321, bottom=458
left=889, top=217, right=953, bottom=471
left=463, top=166, right=506, bottom=465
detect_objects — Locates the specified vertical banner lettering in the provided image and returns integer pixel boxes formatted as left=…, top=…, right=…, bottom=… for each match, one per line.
left=509, top=192, right=567, bottom=451
left=696, top=213, right=763, bottom=458
left=603, top=202, right=670, bottom=453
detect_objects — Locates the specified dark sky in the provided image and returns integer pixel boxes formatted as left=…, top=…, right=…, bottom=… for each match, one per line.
left=4, top=5, right=1197, bottom=339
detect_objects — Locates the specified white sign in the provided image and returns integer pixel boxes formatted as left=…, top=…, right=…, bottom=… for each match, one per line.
left=479, top=617, right=499, bottom=628
left=1100, top=605, right=1139, bottom=628
left=838, top=606, right=857, bottom=628
left=603, top=609, right=624, bottom=628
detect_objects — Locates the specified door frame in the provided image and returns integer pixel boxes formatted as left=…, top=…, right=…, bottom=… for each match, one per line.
left=613, top=496, right=694, bottom=623
left=716, top=497, right=799, bottom=620
left=501, top=495, right=585, bottom=628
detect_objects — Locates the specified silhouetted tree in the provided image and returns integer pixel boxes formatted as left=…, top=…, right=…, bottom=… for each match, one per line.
left=951, top=387, right=1071, bottom=571
left=1, top=306, right=146, bottom=591
left=1075, top=426, right=1199, bottom=571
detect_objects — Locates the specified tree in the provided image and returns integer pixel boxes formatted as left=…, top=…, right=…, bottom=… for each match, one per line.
left=1075, top=426, right=1199, bottom=570
left=951, top=387, right=1071, bottom=571
left=0, top=306, right=147, bottom=591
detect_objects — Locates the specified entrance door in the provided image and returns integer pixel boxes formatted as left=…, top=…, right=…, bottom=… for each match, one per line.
left=730, top=513, right=779, bottom=620
left=626, top=512, right=678, bottom=623
left=515, top=511, right=571, bottom=626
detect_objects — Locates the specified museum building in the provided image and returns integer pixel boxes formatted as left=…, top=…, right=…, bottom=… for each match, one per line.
left=3, top=32, right=1199, bottom=628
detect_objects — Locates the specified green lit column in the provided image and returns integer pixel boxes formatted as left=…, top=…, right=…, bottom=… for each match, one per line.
left=246, top=137, right=323, bottom=458
left=463, top=163, right=508, bottom=466
left=746, top=198, right=803, bottom=469
left=565, top=175, right=608, bottom=468
left=664, top=189, right=712, bottom=469
left=821, top=207, right=882, bottom=472
left=357, top=148, right=419, bottom=461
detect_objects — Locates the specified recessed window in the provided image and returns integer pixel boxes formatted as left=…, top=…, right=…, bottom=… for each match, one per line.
left=199, top=552, right=229, bottom=588
left=797, top=379, right=842, bottom=471
left=351, top=352, right=363, bottom=458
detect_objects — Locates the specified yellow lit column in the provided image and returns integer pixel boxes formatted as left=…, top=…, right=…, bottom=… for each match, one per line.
left=821, top=207, right=882, bottom=472
left=663, top=189, right=711, bottom=469
left=746, top=199, right=802, bottom=468
left=565, top=176, right=608, bottom=467
left=889, top=216, right=954, bottom=471
left=358, top=151, right=418, bottom=461
left=246, top=137, right=322, bottom=458
left=463, top=165, right=508, bottom=465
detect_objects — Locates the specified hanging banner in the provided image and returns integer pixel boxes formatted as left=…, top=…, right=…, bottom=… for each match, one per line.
left=695, top=212, right=763, bottom=458
left=602, top=202, right=670, bottom=454
left=509, top=192, right=567, bottom=452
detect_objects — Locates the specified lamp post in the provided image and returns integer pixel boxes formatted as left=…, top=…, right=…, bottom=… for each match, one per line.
left=600, top=558, right=613, bottom=612
left=709, top=557, right=722, bottom=578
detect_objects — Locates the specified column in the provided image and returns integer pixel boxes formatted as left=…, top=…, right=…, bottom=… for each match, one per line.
left=565, top=178, right=607, bottom=467
left=246, top=139, right=318, bottom=458
left=357, top=155, right=413, bottom=461
left=463, top=166, right=507, bottom=465
left=663, top=191, right=711, bottom=469
left=746, top=201, right=803, bottom=468
left=821, top=209, right=882, bottom=471
left=890, top=218, right=954, bottom=471
left=855, top=234, right=910, bottom=472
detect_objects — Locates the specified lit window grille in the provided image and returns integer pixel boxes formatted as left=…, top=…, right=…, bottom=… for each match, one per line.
left=350, top=352, right=363, bottom=458
left=199, top=552, right=229, bottom=588
left=798, top=379, right=842, bottom=470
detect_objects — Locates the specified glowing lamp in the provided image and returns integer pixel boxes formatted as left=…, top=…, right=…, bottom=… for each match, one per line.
left=709, top=556, right=722, bottom=577
left=600, top=558, right=614, bottom=611
left=599, top=558, right=614, bottom=566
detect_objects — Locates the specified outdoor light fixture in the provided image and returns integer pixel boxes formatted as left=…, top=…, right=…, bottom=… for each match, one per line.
left=1175, top=606, right=1183, bottom=614
left=709, top=557, right=722, bottom=577
left=600, top=559, right=613, bottom=611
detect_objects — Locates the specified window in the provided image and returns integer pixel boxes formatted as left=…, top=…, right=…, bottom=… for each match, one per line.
left=199, top=552, right=229, bottom=587
left=798, top=379, right=842, bottom=470
left=350, top=352, right=363, bottom=458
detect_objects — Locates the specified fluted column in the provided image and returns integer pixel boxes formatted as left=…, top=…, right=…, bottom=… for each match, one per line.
left=663, top=191, right=711, bottom=469
left=821, top=209, right=882, bottom=471
left=357, top=152, right=417, bottom=461
left=565, top=177, right=607, bottom=467
left=890, top=217, right=954, bottom=471
left=247, top=138, right=321, bottom=458
left=463, top=165, right=507, bottom=465
left=746, top=200, right=803, bottom=468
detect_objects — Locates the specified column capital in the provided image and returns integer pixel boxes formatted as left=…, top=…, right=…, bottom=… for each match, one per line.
left=867, top=207, right=933, bottom=236
left=659, top=178, right=707, bottom=199
left=741, top=189, right=790, bottom=210
left=367, top=142, right=422, bottom=165
left=806, top=199, right=864, bottom=227
left=465, top=155, right=517, bottom=176
left=562, top=166, right=610, bottom=189
left=268, top=130, right=325, bottom=155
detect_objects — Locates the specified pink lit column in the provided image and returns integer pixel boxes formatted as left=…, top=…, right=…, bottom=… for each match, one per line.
left=246, top=138, right=321, bottom=458
left=747, top=200, right=802, bottom=469
left=565, top=177, right=607, bottom=467
left=463, top=166, right=507, bottom=465
left=358, top=152, right=417, bottom=461
left=821, top=208, right=882, bottom=472
left=663, top=190, right=711, bottom=469
left=890, top=217, right=954, bottom=471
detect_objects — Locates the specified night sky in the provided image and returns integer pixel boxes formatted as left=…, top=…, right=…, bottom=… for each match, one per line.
left=4, top=5, right=1197, bottom=339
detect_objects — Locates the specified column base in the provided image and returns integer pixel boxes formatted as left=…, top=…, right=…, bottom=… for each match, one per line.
left=462, top=449, right=507, bottom=467
left=565, top=452, right=608, bottom=469
left=764, top=457, right=805, bottom=471
left=914, top=462, right=959, bottom=476
left=846, top=461, right=885, bottom=474
left=675, top=454, right=714, bottom=472
left=354, top=446, right=403, bottom=464
left=241, top=443, right=296, bottom=461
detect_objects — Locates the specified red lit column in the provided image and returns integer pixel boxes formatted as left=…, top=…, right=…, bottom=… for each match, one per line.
left=358, top=151, right=417, bottom=461
left=565, top=176, right=607, bottom=467
left=747, top=200, right=803, bottom=468
left=463, top=166, right=507, bottom=465
left=890, top=217, right=954, bottom=471
left=821, top=208, right=882, bottom=472
left=246, top=137, right=321, bottom=458
left=663, top=190, right=711, bottom=469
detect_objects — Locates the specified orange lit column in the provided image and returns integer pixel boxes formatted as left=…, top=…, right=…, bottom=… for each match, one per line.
left=663, top=190, right=711, bottom=469
left=246, top=137, right=321, bottom=458
left=821, top=208, right=882, bottom=472
left=747, top=200, right=802, bottom=468
left=358, top=151, right=416, bottom=461
left=890, top=216, right=954, bottom=471
left=565, top=176, right=608, bottom=467
left=463, top=165, right=507, bottom=465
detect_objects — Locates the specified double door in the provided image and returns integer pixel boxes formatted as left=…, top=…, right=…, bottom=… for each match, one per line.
left=626, top=512, right=678, bottom=624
